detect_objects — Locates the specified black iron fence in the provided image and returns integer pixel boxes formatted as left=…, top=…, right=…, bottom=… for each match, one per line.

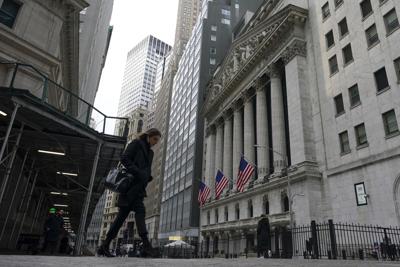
left=294, top=220, right=400, bottom=261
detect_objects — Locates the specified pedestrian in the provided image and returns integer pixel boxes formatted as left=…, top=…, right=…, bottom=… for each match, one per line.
left=257, top=214, right=270, bottom=258
left=42, top=208, right=63, bottom=254
left=98, top=128, right=161, bottom=258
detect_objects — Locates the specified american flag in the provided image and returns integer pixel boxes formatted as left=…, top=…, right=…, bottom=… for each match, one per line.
left=215, top=170, right=228, bottom=199
left=236, top=156, right=255, bottom=192
left=198, top=181, right=210, bottom=206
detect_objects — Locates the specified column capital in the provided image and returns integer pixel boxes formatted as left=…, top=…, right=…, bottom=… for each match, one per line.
left=281, top=39, right=307, bottom=65
left=241, top=88, right=255, bottom=102
left=254, top=75, right=268, bottom=91
left=232, top=98, right=243, bottom=111
left=222, top=108, right=233, bottom=120
left=265, top=64, right=280, bottom=78
left=215, top=117, right=224, bottom=127
left=206, top=125, right=216, bottom=136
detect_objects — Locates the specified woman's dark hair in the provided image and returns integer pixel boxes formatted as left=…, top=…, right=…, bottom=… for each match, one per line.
left=139, top=128, right=162, bottom=139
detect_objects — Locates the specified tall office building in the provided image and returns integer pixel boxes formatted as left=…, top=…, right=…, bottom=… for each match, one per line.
left=150, top=0, right=202, bottom=245
left=158, top=0, right=263, bottom=245
left=116, top=35, right=171, bottom=117
left=78, top=0, right=114, bottom=122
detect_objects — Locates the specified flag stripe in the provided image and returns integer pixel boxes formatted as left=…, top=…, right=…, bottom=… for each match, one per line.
left=236, top=157, right=254, bottom=192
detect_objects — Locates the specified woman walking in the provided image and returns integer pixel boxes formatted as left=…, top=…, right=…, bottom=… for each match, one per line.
left=98, top=128, right=161, bottom=257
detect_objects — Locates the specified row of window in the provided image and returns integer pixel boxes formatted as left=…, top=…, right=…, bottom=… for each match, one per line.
left=334, top=61, right=400, bottom=119
left=338, top=109, right=399, bottom=154
left=205, top=196, right=289, bottom=225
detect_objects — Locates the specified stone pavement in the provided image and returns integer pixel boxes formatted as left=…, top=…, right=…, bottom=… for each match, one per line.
left=1, top=256, right=400, bottom=267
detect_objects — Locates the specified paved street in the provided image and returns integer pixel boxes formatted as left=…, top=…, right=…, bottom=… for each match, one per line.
left=0, top=256, right=400, bottom=267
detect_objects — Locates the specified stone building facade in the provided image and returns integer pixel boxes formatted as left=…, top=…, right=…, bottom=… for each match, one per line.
left=200, top=0, right=400, bottom=257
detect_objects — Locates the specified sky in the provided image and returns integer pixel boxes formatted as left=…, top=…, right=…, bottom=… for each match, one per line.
left=93, top=0, right=179, bottom=133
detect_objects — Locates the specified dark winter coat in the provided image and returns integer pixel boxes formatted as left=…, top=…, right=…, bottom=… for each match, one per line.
left=257, top=217, right=270, bottom=248
left=44, top=214, right=63, bottom=242
left=117, top=136, right=154, bottom=208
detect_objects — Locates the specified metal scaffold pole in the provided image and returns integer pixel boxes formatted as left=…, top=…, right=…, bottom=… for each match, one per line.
left=75, top=142, right=102, bottom=255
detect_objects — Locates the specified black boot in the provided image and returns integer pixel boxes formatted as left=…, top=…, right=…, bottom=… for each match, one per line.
left=140, top=237, right=155, bottom=258
left=97, top=242, right=115, bottom=257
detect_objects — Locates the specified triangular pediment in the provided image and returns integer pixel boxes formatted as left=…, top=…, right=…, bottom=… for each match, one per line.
left=204, top=4, right=308, bottom=115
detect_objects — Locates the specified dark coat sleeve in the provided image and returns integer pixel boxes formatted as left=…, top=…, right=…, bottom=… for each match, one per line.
left=120, top=140, right=145, bottom=179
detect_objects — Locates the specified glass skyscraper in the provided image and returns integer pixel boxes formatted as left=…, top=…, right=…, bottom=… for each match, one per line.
left=117, top=35, right=171, bottom=116
left=159, top=0, right=263, bottom=245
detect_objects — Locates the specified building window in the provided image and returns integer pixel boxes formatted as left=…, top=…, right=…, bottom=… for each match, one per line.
left=394, top=57, right=400, bottom=83
left=235, top=203, right=240, bottom=220
left=322, top=2, right=330, bottom=20
left=374, top=67, right=390, bottom=92
left=211, top=35, right=216, bottom=41
left=339, top=131, right=350, bottom=154
left=383, top=9, right=400, bottom=34
left=210, top=58, right=216, bottom=65
left=211, top=25, right=217, bottom=31
left=221, top=18, right=230, bottom=25
left=207, top=211, right=210, bottom=225
left=210, top=47, right=216, bottom=54
left=379, top=0, right=387, bottom=5
left=338, top=18, right=349, bottom=38
left=334, top=0, right=344, bottom=8
left=282, top=195, right=289, bottom=212
left=248, top=200, right=253, bottom=218
left=365, top=24, right=379, bottom=47
left=0, top=0, right=21, bottom=28
left=224, top=206, right=228, bottom=221
left=360, top=0, right=373, bottom=19
left=329, top=55, right=339, bottom=75
left=348, top=84, right=361, bottom=107
left=215, top=209, right=219, bottom=223
left=263, top=195, right=269, bottom=215
left=325, top=30, right=335, bottom=49
left=137, top=119, right=143, bottom=133
left=382, top=109, right=399, bottom=136
left=334, top=94, right=345, bottom=115
left=342, top=43, right=354, bottom=65
left=355, top=123, right=368, bottom=147
left=221, top=9, right=231, bottom=16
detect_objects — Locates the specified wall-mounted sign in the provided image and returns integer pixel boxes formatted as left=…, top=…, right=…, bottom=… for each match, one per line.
left=354, top=182, right=368, bottom=206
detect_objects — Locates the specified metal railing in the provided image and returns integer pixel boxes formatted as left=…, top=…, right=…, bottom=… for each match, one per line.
left=293, top=220, right=400, bottom=261
left=0, top=62, right=129, bottom=137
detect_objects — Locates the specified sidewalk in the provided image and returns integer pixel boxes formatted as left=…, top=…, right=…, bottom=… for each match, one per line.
left=0, top=256, right=400, bottom=267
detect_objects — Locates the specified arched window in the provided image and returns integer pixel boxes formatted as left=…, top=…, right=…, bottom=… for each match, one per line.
left=137, top=119, right=143, bottom=133
left=263, top=195, right=270, bottom=215
left=282, top=194, right=289, bottom=212
left=235, top=203, right=240, bottom=220
left=248, top=199, right=253, bottom=218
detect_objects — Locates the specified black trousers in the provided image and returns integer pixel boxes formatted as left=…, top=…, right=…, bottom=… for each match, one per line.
left=105, top=198, right=147, bottom=245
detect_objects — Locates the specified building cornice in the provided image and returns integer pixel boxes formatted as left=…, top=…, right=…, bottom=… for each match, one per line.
left=203, top=5, right=308, bottom=120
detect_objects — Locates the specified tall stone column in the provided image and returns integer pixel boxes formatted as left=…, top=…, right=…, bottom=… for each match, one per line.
left=205, top=125, right=216, bottom=196
left=223, top=110, right=233, bottom=190
left=255, top=77, right=269, bottom=181
left=268, top=64, right=287, bottom=175
left=232, top=100, right=243, bottom=190
left=282, top=40, right=316, bottom=165
left=214, top=119, right=224, bottom=197
left=243, top=91, right=255, bottom=182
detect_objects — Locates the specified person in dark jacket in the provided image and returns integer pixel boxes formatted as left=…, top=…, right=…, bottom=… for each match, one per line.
left=42, top=208, right=64, bottom=254
left=257, top=214, right=271, bottom=258
left=98, top=128, right=161, bottom=257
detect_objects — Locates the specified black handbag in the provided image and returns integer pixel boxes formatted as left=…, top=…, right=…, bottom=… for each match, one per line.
left=104, top=163, right=133, bottom=194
